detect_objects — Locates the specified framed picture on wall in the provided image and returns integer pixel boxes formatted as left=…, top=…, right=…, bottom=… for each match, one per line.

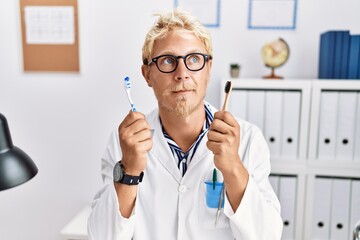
left=174, top=0, right=221, bottom=28
left=20, top=0, right=80, bottom=72
left=248, top=0, right=297, bottom=30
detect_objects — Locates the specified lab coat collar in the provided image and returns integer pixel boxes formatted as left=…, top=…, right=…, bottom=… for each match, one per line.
left=145, top=101, right=218, bottom=184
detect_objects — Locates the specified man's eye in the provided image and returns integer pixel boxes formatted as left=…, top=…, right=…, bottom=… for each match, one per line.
left=162, top=57, right=175, bottom=65
left=188, top=55, right=200, bottom=63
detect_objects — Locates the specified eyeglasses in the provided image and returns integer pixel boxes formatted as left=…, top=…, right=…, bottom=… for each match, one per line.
left=147, top=53, right=212, bottom=73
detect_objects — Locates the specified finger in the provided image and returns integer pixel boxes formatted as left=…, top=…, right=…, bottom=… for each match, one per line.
left=209, top=118, right=229, bottom=134
left=119, top=113, right=150, bottom=137
left=120, top=111, right=146, bottom=128
left=213, top=111, right=238, bottom=128
left=121, top=130, right=153, bottom=155
left=136, top=128, right=154, bottom=142
left=207, top=129, right=226, bottom=142
left=127, top=118, right=151, bottom=135
left=139, top=138, right=153, bottom=152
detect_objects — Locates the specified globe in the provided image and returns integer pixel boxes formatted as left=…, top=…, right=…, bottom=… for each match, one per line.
left=261, top=38, right=290, bottom=79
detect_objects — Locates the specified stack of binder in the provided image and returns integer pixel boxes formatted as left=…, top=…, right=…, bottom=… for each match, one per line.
left=312, top=177, right=360, bottom=240
left=229, top=90, right=301, bottom=160
left=318, top=30, right=360, bottom=79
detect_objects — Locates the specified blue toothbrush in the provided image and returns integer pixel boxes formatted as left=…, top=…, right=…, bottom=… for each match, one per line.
left=124, top=76, right=137, bottom=112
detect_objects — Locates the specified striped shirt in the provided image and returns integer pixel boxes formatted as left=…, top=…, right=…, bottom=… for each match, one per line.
left=161, top=104, right=214, bottom=176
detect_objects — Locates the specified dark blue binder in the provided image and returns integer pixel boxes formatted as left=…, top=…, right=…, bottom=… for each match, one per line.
left=340, top=32, right=351, bottom=79
left=348, top=35, right=360, bottom=79
left=318, top=33, right=327, bottom=78
left=319, top=31, right=336, bottom=79
left=333, top=31, right=350, bottom=79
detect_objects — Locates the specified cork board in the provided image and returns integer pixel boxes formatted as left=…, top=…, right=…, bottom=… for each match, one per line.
left=20, top=0, right=79, bottom=72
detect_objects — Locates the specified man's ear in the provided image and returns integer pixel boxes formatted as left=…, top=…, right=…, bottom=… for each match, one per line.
left=141, top=65, right=152, bottom=87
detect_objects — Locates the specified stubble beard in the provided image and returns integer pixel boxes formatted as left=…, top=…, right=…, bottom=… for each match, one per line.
left=157, top=82, right=206, bottom=117
left=172, top=95, right=203, bottom=117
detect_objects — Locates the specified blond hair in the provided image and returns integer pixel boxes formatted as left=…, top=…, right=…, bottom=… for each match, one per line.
left=142, top=8, right=212, bottom=64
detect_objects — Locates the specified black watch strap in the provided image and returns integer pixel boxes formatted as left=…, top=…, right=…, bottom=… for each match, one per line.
left=119, top=163, right=144, bottom=185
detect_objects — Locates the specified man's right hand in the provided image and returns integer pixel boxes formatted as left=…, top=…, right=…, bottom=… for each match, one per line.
left=118, top=111, right=153, bottom=176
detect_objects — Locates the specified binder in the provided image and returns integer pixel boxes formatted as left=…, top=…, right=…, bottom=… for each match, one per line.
left=335, top=92, right=357, bottom=161
left=229, top=90, right=248, bottom=120
left=319, top=31, right=336, bottom=79
left=330, top=178, right=351, bottom=240
left=334, top=31, right=350, bottom=79
left=350, top=180, right=360, bottom=234
left=279, top=176, right=297, bottom=239
left=318, top=32, right=327, bottom=78
left=348, top=35, right=360, bottom=79
left=354, top=93, right=360, bottom=162
left=281, top=91, right=301, bottom=160
left=264, top=91, right=283, bottom=159
left=311, top=178, right=332, bottom=239
left=247, top=90, right=265, bottom=130
left=317, top=91, right=339, bottom=160
left=269, top=175, right=280, bottom=196
left=340, top=31, right=351, bottom=79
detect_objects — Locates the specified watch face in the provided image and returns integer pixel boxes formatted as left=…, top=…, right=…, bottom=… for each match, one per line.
left=113, top=162, right=123, bottom=182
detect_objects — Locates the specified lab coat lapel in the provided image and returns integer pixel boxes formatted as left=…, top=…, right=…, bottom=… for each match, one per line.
left=187, top=131, right=213, bottom=171
left=147, top=111, right=182, bottom=183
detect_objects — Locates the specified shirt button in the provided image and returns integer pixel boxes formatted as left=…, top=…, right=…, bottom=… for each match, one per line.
left=178, top=185, right=187, bottom=193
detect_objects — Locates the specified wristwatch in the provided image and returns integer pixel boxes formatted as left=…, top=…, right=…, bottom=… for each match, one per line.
left=113, top=161, right=144, bottom=185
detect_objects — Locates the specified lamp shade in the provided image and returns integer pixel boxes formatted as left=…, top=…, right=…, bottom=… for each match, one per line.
left=0, top=113, right=38, bottom=191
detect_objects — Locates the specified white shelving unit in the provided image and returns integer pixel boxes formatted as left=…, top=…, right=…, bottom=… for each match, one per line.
left=221, top=79, right=360, bottom=240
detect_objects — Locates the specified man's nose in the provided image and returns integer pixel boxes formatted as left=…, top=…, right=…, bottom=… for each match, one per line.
left=174, top=58, right=189, bottom=81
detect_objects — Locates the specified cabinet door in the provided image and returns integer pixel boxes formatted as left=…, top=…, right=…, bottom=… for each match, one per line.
left=264, top=91, right=283, bottom=159
left=279, top=176, right=297, bottom=239
left=281, top=91, right=301, bottom=160
left=317, top=91, right=339, bottom=160
left=229, top=90, right=247, bottom=120
left=350, top=180, right=360, bottom=235
left=247, top=90, right=265, bottom=130
left=354, top=93, right=360, bottom=162
left=330, top=179, right=351, bottom=240
left=335, top=92, right=357, bottom=161
left=311, top=178, right=332, bottom=239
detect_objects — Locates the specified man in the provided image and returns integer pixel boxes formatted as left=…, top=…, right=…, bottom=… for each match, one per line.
left=88, top=8, right=283, bottom=239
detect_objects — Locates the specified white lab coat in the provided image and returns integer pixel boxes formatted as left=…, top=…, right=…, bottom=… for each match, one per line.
left=88, top=102, right=283, bottom=240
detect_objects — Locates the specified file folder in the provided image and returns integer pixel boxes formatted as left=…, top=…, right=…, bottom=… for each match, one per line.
left=264, top=91, right=283, bottom=159
left=279, top=176, right=297, bottom=239
left=317, top=91, right=339, bottom=160
left=281, top=91, right=301, bottom=160
left=230, top=90, right=248, bottom=120
left=354, top=93, right=360, bottom=162
left=311, top=178, right=332, bottom=239
left=335, top=92, right=357, bottom=161
left=247, top=90, right=265, bottom=130
left=350, top=180, right=360, bottom=235
left=330, top=178, right=351, bottom=240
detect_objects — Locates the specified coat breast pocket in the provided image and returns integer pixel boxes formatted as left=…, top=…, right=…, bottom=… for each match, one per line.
left=198, top=179, right=230, bottom=229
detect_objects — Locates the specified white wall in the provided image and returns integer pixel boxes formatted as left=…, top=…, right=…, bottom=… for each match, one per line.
left=0, top=0, right=359, bottom=239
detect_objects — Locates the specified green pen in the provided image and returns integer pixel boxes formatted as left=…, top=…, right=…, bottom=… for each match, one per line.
left=212, top=168, right=217, bottom=190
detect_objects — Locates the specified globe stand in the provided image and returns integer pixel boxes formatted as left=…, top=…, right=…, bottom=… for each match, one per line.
left=263, top=66, right=283, bottom=80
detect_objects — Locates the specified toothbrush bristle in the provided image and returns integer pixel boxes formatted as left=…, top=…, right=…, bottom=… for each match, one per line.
left=224, top=81, right=232, bottom=93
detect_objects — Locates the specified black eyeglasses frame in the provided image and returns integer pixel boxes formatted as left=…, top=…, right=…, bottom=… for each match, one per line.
left=147, top=53, right=212, bottom=73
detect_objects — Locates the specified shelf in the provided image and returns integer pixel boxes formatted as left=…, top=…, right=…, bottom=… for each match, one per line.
left=223, top=78, right=360, bottom=240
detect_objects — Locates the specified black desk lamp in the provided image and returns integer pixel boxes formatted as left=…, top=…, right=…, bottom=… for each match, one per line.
left=0, top=113, right=38, bottom=191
